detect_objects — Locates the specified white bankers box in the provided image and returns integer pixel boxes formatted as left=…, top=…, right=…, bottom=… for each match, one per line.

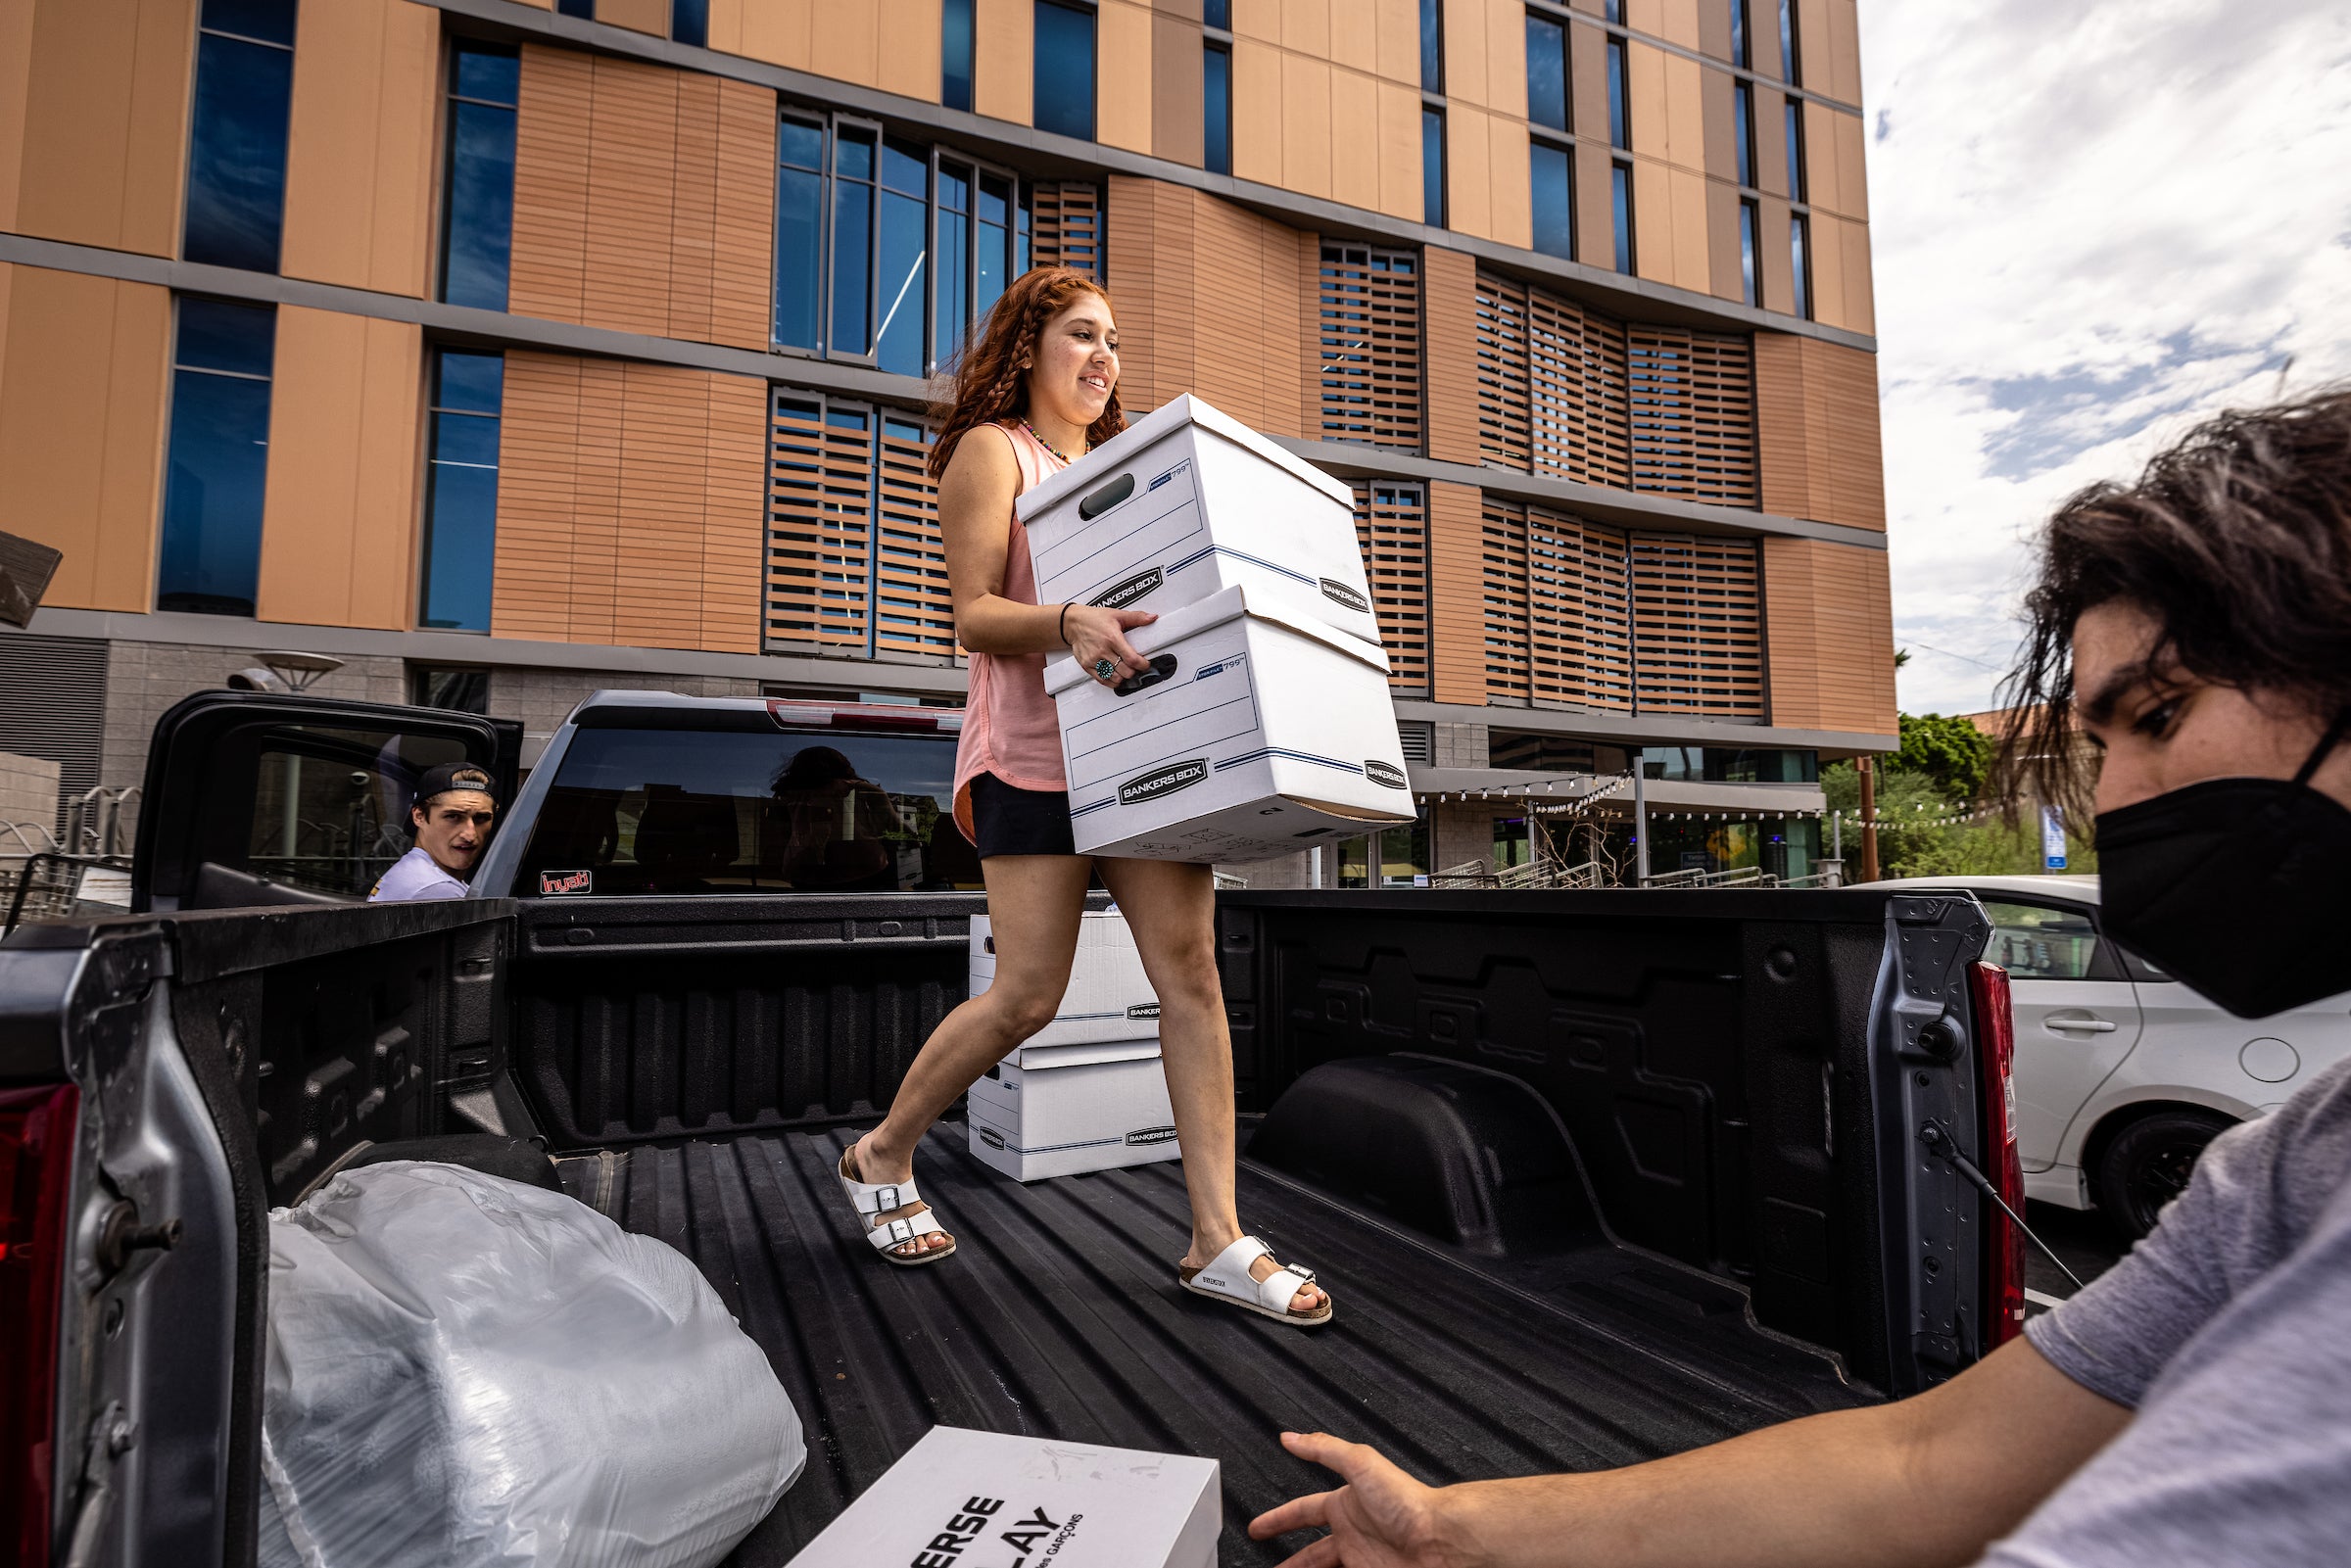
left=1046, top=583, right=1415, bottom=862
left=970, top=911, right=1159, bottom=1047
left=966, top=1038, right=1181, bottom=1182
left=1019, top=394, right=1384, bottom=647
left=784, top=1425, right=1220, bottom=1568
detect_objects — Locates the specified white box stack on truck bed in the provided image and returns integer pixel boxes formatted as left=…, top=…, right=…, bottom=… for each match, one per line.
left=1020, top=395, right=1384, bottom=647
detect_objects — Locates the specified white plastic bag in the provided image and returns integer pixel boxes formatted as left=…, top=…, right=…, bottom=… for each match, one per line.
left=258, top=1161, right=804, bottom=1568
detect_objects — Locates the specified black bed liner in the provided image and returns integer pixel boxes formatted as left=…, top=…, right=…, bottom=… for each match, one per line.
left=558, top=1121, right=1863, bottom=1567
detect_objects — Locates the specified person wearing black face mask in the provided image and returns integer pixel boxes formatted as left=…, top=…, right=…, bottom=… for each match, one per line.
left=1242, top=390, right=2351, bottom=1568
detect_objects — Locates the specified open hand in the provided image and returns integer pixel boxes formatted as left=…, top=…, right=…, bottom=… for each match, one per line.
left=1063, top=603, right=1157, bottom=684
left=1250, top=1432, right=1466, bottom=1568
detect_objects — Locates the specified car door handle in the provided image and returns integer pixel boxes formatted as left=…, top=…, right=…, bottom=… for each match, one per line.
left=2046, top=1017, right=2119, bottom=1032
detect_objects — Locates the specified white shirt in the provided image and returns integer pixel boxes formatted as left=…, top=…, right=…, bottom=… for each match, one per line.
left=368, top=846, right=469, bottom=902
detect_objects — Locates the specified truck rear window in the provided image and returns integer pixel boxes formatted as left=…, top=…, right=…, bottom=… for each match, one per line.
left=517, top=727, right=978, bottom=895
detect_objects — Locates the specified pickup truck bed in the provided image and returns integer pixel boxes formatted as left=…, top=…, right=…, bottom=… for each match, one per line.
left=569, top=1120, right=1861, bottom=1566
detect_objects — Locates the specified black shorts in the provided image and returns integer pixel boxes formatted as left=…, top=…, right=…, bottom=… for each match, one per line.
left=969, top=772, right=1078, bottom=859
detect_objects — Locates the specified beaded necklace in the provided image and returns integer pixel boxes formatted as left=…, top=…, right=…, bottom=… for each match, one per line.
left=1020, top=419, right=1081, bottom=466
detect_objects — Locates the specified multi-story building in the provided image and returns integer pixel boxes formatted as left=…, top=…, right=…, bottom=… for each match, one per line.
left=0, top=0, right=1891, bottom=886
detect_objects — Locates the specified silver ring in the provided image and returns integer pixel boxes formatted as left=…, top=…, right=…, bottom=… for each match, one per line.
left=1093, top=658, right=1117, bottom=682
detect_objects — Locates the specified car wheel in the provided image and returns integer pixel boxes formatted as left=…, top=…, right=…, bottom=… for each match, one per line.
left=2094, top=1110, right=2234, bottom=1242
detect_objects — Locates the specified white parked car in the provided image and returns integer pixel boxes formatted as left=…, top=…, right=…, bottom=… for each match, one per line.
left=1872, top=875, right=2351, bottom=1238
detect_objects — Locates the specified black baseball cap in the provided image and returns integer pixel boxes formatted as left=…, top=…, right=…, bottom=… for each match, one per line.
left=411, top=762, right=498, bottom=813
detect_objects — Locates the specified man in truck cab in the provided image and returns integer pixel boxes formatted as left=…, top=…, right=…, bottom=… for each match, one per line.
left=1252, top=389, right=2351, bottom=1567
left=367, top=762, right=498, bottom=902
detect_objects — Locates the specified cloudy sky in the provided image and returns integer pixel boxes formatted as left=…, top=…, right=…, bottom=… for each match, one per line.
left=1858, top=0, right=2351, bottom=716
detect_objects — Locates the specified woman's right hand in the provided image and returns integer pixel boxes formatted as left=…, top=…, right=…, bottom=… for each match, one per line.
left=1063, top=603, right=1158, bottom=685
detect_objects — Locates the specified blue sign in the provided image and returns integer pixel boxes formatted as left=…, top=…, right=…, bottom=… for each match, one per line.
left=2042, top=805, right=2067, bottom=871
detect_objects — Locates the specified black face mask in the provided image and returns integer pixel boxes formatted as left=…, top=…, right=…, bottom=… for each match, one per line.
left=2095, top=710, right=2351, bottom=1019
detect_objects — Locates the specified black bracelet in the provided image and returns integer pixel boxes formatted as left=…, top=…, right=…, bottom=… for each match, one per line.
left=1059, top=600, right=1073, bottom=646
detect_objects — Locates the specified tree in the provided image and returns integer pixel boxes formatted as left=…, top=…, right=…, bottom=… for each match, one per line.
left=1893, top=712, right=1995, bottom=803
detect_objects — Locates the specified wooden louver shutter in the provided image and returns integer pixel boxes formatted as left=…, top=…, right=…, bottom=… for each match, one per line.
left=1352, top=482, right=1431, bottom=694
left=1474, top=273, right=1531, bottom=470
left=1031, top=182, right=1102, bottom=277
left=872, top=414, right=958, bottom=660
left=1629, top=533, right=1763, bottom=715
left=1627, top=328, right=1758, bottom=506
left=1479, top=498, right=1532, bottom=702
left=1316, top=244, right=1424, bottom=450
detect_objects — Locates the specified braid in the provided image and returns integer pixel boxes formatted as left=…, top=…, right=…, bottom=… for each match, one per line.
left=929, top=267, right=1117, bottom=478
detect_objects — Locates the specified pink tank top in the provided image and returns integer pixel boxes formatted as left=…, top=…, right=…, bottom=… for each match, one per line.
left=952, top=422, right=1072, bottom=840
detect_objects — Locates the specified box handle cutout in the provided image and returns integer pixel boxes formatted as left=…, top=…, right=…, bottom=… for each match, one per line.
left=1114, top=654, right=1179, bottom=696
left=1079, top=472, right=1135, bottom=519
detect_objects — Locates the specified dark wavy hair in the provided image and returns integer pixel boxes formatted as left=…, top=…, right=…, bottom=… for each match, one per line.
left=1999, top=385, right=2351, bottom=813
left=927, top=266, right=1126, bottom=479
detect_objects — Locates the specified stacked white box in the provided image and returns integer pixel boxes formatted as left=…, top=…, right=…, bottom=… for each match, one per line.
left=784, top=1425, right=1219, bottom=1568
left=969, top=911, right=1159, bottom=1047
left=1046, top=582, right=1415, bottom=861
left=966, top=1039, right=1181, bottom=1182
left=1019, top=395, right=1384, bottom=646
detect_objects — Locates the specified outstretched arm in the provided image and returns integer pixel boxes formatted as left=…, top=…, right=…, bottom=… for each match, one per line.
left=1250, top=1337, right=2129, bottom=1568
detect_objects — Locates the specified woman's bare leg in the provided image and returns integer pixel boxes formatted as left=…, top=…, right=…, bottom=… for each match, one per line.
left=850, top=853, right=1091, bottom=1256
left=1096, top=857, right=1325, bottom=1312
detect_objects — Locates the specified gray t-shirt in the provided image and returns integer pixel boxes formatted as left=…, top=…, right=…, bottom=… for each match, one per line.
left=1982, top=1056, right=2351, bottom=1566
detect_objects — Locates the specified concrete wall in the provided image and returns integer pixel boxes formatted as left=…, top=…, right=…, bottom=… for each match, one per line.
left=0, top=748, right=60, bottom=836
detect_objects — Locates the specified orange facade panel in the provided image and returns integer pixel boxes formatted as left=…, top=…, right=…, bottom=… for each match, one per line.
left=280, top=0, right=439, bottom=297
left=493, top=352, right=766, bottom=652
left=0, top=263, right=168, bottom=612
left=4, top=0, right=193, bottom=258
left=510, top=47, right=775, bottom=351
left=1753, top=331, right=1883, bottom=529
left=255, top=307, right=422, bottom=631
left=1424, top=479, right=1488, bottom=706
left=1420, top=244, right=1480, bottom=465
left=1760, top=536, right=1894, bottom=736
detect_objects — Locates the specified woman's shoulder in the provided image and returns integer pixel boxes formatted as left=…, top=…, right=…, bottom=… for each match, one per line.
left=940, top=418, right=1027, bottom=499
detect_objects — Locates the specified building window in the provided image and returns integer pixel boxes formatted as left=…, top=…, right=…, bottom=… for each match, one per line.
left=182, top=0, right=296, bottom=273
left=1607, top=37, right=1630, bottom=149
left=673, top=0, right=708, bottom=47
left=1785, top=100, right=1806, bottom=202
left=1778, top=0, right=1799, bottom=84
left=1420, top=0, right=1444, bottom=94
left=942, top=0, right=975, bottom=111
left=419, top=351, right=504, bottom=632
left=1203, top=42, right=1232, bottom=174
left=440, top=41, right=519, bottom=312
left=556, top=0, right=592, bottom=17
left=1790, top=212, right=1811, bottom=318
left=1730, top=0, right=1750, bottom=68
left=1605, top=0, right=1623, bottom=23
left=1611, top=161, right=1634, bottom=273
left=1738, top=198, right=1759, bottom=306
left=1734, top=82, right=1755, bottom=188
left=767, top=394, right=957, bottom=660
left=1422, top=109, right=1446, bottom=227
left=1529, top=140, right=1573, bottom=260
left=158, top=298, right=275, bottom=617
left=1034, top=1, right=1097, bottom=142
left=776, top=115, right=1030, bottom=368
left=411, top=666, right=492, bottom=714
left=1204, top=0, right=1230, bottom=26
left=1526, top=12, right=1566, bottom=132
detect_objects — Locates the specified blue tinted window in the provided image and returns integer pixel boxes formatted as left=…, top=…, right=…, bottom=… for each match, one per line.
left=1611, top=161, right=1634, bottom=273
left=1607, top=39, right=1629, bottom=149
left=1605, top=0, right=1623, bottom=22
left=831, top=129, right=876, bottom=355
left=673, top=0, right=708, bottom=46
left=1203, top=43, right=1232, bottom=174
left=1785, top=101, right=1805, bottom=201
left=1730, top=0, right=1748, bottom=67
left=1733, top=82, right=1753, bottom=186
left=158, top=299, right=275, bottom=617
left=441, top=43, right=519, bottom=311
left=1790, top=213, right=1809, bottom=317
left=1422, top=109, right=1445, bottom=227
left=421, top=352, right=504, bottom=631
left=977, top=174, right=1012, bottom=323
left=1526, top=16, right=1565, bottom=132
left=942, top=0, right=975, bottom=111
left=775, top=119, right=825, bottom=350
left=1034, top=2, right=1096, bottom=142
left=933, top=161, right=970, bottom=371
left=1419, top=0, right=1443, bottom=93
left=183, top=9, right=295, bottom=272
left=556, top=0, right=593, bottom=17
left=881, top=142, right=931, bottom=377
left=1739, top=198, right=1758, bottom=305
left=1530, top=141, right=1572, bottom=260
left=1204, top=0, right=1230, bottom=28
left=1778, top=0, right=1797, bottom=82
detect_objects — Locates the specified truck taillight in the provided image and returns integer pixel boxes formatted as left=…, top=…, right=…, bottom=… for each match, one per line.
left=1968, top=963, right=2027, bottom=1347
left=1, top=1083, right=76, bottom=1566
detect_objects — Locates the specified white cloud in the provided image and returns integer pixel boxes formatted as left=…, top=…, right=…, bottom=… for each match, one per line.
left=1858, top=0, right=2351, bottom=716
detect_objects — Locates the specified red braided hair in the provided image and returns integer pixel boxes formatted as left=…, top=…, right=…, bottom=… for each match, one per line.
left=928, top=266, right=1126, bottom=479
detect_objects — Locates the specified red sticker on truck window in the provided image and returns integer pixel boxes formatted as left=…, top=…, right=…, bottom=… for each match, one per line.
left=539, top=870, right=593, bottom=895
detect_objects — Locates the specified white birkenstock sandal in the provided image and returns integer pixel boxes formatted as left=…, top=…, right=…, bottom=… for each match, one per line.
left=1178, top=1235, right=1332, bottom=1327
left=838, top=1145, right=956, bottom=1266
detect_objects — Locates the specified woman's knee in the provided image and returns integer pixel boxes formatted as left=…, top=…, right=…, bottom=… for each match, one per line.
left=981, top=984, right=1062, bottom=1042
